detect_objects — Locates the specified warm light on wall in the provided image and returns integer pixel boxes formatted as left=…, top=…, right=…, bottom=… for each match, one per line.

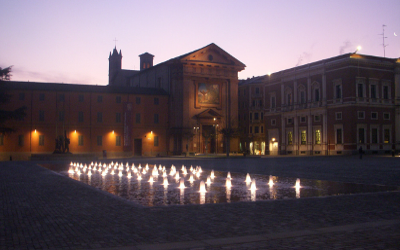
left=151, top=131, right=153, bottom=134
left=112, top=130, right=114, bottom=134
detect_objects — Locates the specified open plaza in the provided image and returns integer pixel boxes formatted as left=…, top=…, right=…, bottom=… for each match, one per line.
left=1, top=155, right=400, bottom=249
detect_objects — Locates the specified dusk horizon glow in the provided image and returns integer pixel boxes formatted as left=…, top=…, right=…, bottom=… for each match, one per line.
left=1, top=0, right=399, bottom=85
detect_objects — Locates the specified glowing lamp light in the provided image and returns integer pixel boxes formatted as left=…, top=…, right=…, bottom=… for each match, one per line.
left=74, top=130, right=76, bottom=133
left=112, top=130, right=114, bottom=134
left=272, top=138, right=276, bottom=142
left=357, top=46, right=362, bottom=51
left=34, top=129, right=37, bottom=133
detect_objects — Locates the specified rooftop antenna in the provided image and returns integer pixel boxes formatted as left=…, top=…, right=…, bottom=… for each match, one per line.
left=379, top=25, right=388, bottom=57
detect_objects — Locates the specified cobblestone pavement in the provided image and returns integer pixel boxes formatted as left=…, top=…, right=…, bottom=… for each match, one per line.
left=1, top=155, right=400, bottom=249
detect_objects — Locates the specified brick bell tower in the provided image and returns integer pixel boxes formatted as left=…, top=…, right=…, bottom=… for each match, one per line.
left=108, top=47, right=122, bottom=85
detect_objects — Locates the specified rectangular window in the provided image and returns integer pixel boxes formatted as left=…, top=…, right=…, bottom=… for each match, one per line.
left=383, top=113, right=390, bottom=120
left=259, top=100, right=262, bottom=107
left=370, top=85, right=377, bottom=99
left=335, top=85, right=342, bottom=99
left=18, top=135, right=24, bottom=146
left=271, top=96, right=276, bottom=108
left=116, top=113, right=121, bottom=123
left=39, top=93, right=45, bottom=101
left=254, top=113, right=259, bottom=120
left=287, top=118, right=293, bottom=124
left=136, top=97, right=141, bottom=104
left=301, top=117, right=306, bottom=123
left=315, top=129, right=321, bottom=144
left=154, top=136, right=159, bottom=147
left=315, top=89, right=320, bottom=102
left=39, top=135, right=44, bottom=146
left=384, top=129, right=390, bottom=144
left=261, top=126, right=264, bottom=133
left=301, top=131, right=306, bottom=145
left=336, top=128, right=342, bottom=144
left=300, top=91, right=305, bottom=104
left=97, top=136, right=102, bottom=146
left=97, top=112, right=102, bottom=123
left=357, top=111, right=365, bottom=119
left=154, top=97, right=159, bottom=105
left=249, top=126, right=253, bottom=134
left=39, top=110, right=45, bottom=121
left=358, top=128, right=365, bottom=144
left=271, top=119, right=276, bottom=126
left=336, top=112, right=342, bottom=120
left=97, top=95, right=103, bottom=102
left=314, top=115, right=321, bottom=122
left=78, top=95, right=84, bottom=102
left=136, top=113, right=141, bottom=123
left=154, top=114, right=159, bottom=124
left=261, top=112, right=264, bottom=120
left=59, top=111, right=64, bottom=122
left=371, top=112, right=378, bottom=120
left=254, top=126, right=259, bottom=133
left=371, top=128, right=378, bottom=144
left=59, top=94, right=65, bottom=102
left=288, top=131, right=293, bottom=145
left=19, top=93, right=25, bottom=100
left=116, top=136, right=121, bottom=146
left=255, top=87, right=259, bottom=94
left=358, top=83, right=364, bottom=97
left=383, top=86, right=389, bottom=99
left=78, top=135, right=83, bottom=146
left=116, top=96, right=121, bottom=103
left=78, top=111, right=84, bottom=123
left=287, top=93, right=292, bottom=105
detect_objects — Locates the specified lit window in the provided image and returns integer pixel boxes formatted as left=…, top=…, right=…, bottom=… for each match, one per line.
left=301, top=131, right=306, bottom=145
left=315, top=130, right=321, bottom=144
left=288, top=131, right=293, bottom=145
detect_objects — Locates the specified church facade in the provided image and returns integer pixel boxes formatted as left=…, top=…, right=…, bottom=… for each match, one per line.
left=0, top=43, right=245, bottom=160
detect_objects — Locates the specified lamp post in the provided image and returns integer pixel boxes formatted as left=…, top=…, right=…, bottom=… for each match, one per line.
left=193, top=126, right=199, bottom=153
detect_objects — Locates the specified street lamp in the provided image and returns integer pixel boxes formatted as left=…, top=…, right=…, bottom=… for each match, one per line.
left=193, top=126, right=199, bottom=153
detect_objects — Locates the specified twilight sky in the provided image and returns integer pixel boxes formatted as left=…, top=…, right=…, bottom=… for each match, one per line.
left=1, top=0, right=399, bottom=85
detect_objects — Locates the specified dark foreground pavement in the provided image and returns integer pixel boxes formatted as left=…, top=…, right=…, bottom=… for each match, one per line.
left=1, top=155, right=400, bottom=249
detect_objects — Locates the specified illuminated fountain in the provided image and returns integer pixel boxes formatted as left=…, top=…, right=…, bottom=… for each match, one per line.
left=245, top=173, right=251, bottom=184
left=210, top=170, right=215, bottom=179
left=189, top=174, right=195, bottom=183
left=268, top=175, right=274, bottom=187
left=295, top=178, right=301, bottom=189
left=56, top=161, right=399, bottom=207
left=111, top=170, right=115, bottom=175
left=199, top=180, right=207, bottom=193
left=148, top=176, right=154, bottom=184
left=179, top=178, right=185, bottom=189
left=206, top=176, right=212, bottom=185
left=163, top=177, right=169, bottom=187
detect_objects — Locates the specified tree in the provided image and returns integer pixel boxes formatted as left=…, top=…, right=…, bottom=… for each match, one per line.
left=219, top=119, right=244, bottom=157
left=0, top=66, right=27, bottom=134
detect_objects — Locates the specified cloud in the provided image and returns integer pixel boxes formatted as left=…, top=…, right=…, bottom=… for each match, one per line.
left=5, top=66, right=101, bottom=85
left=339, top=40, right=352, bottom=55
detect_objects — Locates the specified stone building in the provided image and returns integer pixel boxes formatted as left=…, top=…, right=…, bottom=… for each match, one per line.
left=0, top=43, right=245, bottom=160
left=239, top=53, right=400, bottom=155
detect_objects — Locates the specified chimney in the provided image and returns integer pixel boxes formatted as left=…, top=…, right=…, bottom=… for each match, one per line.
left=139, top=52, right=154, bottom=71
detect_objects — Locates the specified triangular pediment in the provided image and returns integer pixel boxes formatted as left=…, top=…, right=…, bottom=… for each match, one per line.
left=194, top=109, right=223, bottom=119
left=178, top=43, right=245, bottom=70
